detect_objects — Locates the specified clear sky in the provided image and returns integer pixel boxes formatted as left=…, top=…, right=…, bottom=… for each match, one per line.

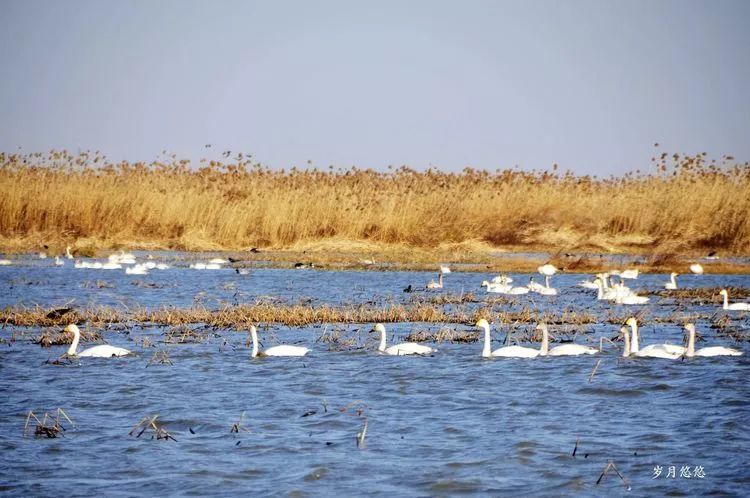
left=1, top=0, right=748, bottom=175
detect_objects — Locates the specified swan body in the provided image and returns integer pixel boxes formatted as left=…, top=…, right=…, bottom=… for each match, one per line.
left=684, top=324, right=742, bottom=357
left=39, top=252, right=47, bottom=259
left=720, top=289, right=750, bottom=311
left=690, top=263, right=704, bottom=275
left=491, top=274, right=513, bottom=284
left=615, top=283, right=648, bottom=304
left=535, top=276, right=558, bottom=295
left=664, top=272, right=678, bottom=290
left=613, top=269, right=639, bottom=279
left=374, top=323, right=435, bottom=355
left=528, top=277, right=545, bottom=293
left=65, top=324, right=131, bottom=358
left=125, top=264, right=149, bottom=275
left=538, top=264, right=558, bottom=276
left=0, top=259, right=11, bottom=266
left=578, top=279, right=600, bottom=290
left=209, top=258, right=228, bottom=264
left=102, top=262, right=123, bottom=270
left=249, top=325, right=309, bottom=357
left=55, top=256, right=64, bottom=266
left=191, top=263, right=223, bottom=270
left=477, top=319, right=540, bottom=358
left=109, top=251, right=136, bottom=265
left=536, top=323, right=598, bottom=356
left=482, top=280, right=510, bottom=293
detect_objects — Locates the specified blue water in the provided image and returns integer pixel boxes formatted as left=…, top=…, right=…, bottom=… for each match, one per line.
left=1, top=254, right=748, bottom=496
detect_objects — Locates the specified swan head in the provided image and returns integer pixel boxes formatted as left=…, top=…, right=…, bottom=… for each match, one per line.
left=535, top=323, right=548, bottom=332
left=475, top=319, right=490, bottom=330
left=684, top=323, right=696, bottom=333
left=719, top=289, right=728, bottom=296
left=64, top=324, right=80, bottom=335
left=625, top=317, right=638, bottom=327
left=671, top=272, right=678, bottom=277
left=619, top=326, right=629, bottom=336
left=481, top=281, right=490, bottom=287
left=372, top=323, right=386, bottom=334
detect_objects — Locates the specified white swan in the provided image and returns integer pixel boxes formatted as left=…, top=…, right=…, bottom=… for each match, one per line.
left=0, top=259, right=11, bottom=266
left=190, top=262, right=223, bottom=270
left=125, top=264, right=149, bottom=275
left=373, top=323, right=435, bottom=355
left=536, top=324, right=598, bottom=356
left=625, top=317, right=683, bottom=359
left=249, top=325, right=309, bottom=357
left=690, top=263, right=704, bottom=275
left=684, top=324, right=742, bottom=357
left=491, top=274, right=513, bottom=284
left=578, top=276, right=600, bottom=290
left=538, top=264, right=558, bottom=276
left=613, top=269, right=639, bottom=279
left=595, top=278, right=618, bottom=300
left=528, top=277, right=546, bottom=293
left=109, top=250, right=136, bottom=265
left=477, top=319, right=540, bottom=358
left=719, top=289, right=750, bottom=311
left=65, top=245, right=74, bottom=259
left=54, top=256, right=64, bottom=266
left=536, top=275, right=557, bottom=295
left=64, top=324, right=131, bottom=358
left=101, top=262, right=123, bottom=270
left=481, top=280, right=510, bottom=293
left=615, top=284, right=649, bottom=305
left=209, top=258, right=228, bottom=264
left=664, top=272, right=678, bottom=290
left=426, top=272, right=443, bottom=290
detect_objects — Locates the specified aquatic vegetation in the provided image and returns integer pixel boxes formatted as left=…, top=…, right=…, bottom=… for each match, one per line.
left=1, top=150, right=748, bottom=255
left=23, top=408, right=74, bottom=438
left=129, top=415, right=177, bottom=441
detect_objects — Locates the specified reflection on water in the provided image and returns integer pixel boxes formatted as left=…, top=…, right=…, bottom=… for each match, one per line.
left=1, top=254, right=749, bottom=496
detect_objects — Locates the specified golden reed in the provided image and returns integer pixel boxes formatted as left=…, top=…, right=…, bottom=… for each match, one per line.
left=1, top=150, right=748, bottom=254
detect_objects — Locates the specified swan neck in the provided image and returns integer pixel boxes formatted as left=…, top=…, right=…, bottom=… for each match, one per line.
left=622, top=330, right=630, bottom=357
left=378, top=328, right=386, bottom=352
left=250, top=328, right=258, bottom=357
left=545, top=275, right=550, bottom=288
left=482, top=324, right=491, bottom=357
left=671, top=274, right=677, bottom=286
left=67, top=328, right=80, bottom=356
left=630, top=323, right=639, bottom=352
left=540, top=326, right=548, bottom=355
left=686, top=328, right=695, bottom=357
left=723, top=292, right=729, bottom=309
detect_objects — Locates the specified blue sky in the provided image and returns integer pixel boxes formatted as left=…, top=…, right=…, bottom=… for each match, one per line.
left=1, top=0, right=748, bottom=175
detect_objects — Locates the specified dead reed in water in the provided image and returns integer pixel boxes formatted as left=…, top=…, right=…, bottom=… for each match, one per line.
left=129, top=415, right=177, bottom=441
left=23, top=408, right=74, bottom=438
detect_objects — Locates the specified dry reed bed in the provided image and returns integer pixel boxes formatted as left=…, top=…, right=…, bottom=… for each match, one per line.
left=1, top=150, right=749, bottom=255
left=0, top=301, right=738, bottom=330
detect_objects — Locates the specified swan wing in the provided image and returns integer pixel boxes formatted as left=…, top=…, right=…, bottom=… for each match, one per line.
left=78, top=345, right=132, bottom=358
left=728, top=303, right=750, bottom=311
left=385, top=343, right=435, bottom=355
left=492, top=346, right=539, bottom=358
left=695, top=347, right=742, bottom=357
left=635, top=346, right=681, bottom=359
left=548, top=344, right=599, bottom=356
left=264, top=345, right=310, bottom=357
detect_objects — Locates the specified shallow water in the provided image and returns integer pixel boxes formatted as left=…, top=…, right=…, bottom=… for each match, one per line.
left=1, top=255, right=749, bottom=496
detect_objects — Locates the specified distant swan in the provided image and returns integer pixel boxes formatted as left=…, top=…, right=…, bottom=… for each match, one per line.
left=190, top=262, right=222, bottom=270
left=64, top=324, right=131, bottom=358
left=249, top=325, right=309, bottom=357
left=612, top=269, right=639, bottom=279
left=719, top=289, right=750, bottom=311
left=54, top=256, right=64, bottom=266
left=125, top=264, right=149, bottom=275
left=664, top=272, right=678, bottom=290
left=0, top=258, right=12, bottom=266
left=536, top=323, right=598, bottom=356
left=373, top=323, right=435, bottom=355
left=684, top=324, right=742, bottom=357
left=690, top=263, right=704, bottom=275
left=595, top=278, right=618, bottom=300
left=536, top=275, right=557, bottom=296
left=538, top=264, right=558, bottom=276
left=477, top=319, right=539, bottom=358
left=426, top=272, right=443, bottom=290
left=209, top=258, right=228, bottom=264
left=65, top=246, right=74, bottom=259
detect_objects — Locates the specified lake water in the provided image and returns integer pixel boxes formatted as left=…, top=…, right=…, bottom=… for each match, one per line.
left=1, top=254, right=748, bottom=496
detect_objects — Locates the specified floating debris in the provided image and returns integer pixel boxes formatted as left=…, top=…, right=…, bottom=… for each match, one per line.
left=23, top=408, right=74, bottom=438
left=596, top=460, right=630, bottom=490
left=129, top=415, right=177, bottom=441
left=230, top=411, right=250, bottom=434
left=146, top=349, right=173, bottom=367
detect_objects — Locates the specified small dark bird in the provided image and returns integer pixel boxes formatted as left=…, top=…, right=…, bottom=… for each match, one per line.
left=204, top=144, right=212, bottom=148
left=46, top=308, right=73, bottom=319
left=250, top=247, right=260, bottom=253
left=228, top=257, right=241, bottom=263
left=403, top=285, right=414, bottom=293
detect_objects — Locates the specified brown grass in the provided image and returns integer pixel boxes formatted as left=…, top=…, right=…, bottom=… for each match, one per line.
left=1, top=150, right=749, bottom=255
